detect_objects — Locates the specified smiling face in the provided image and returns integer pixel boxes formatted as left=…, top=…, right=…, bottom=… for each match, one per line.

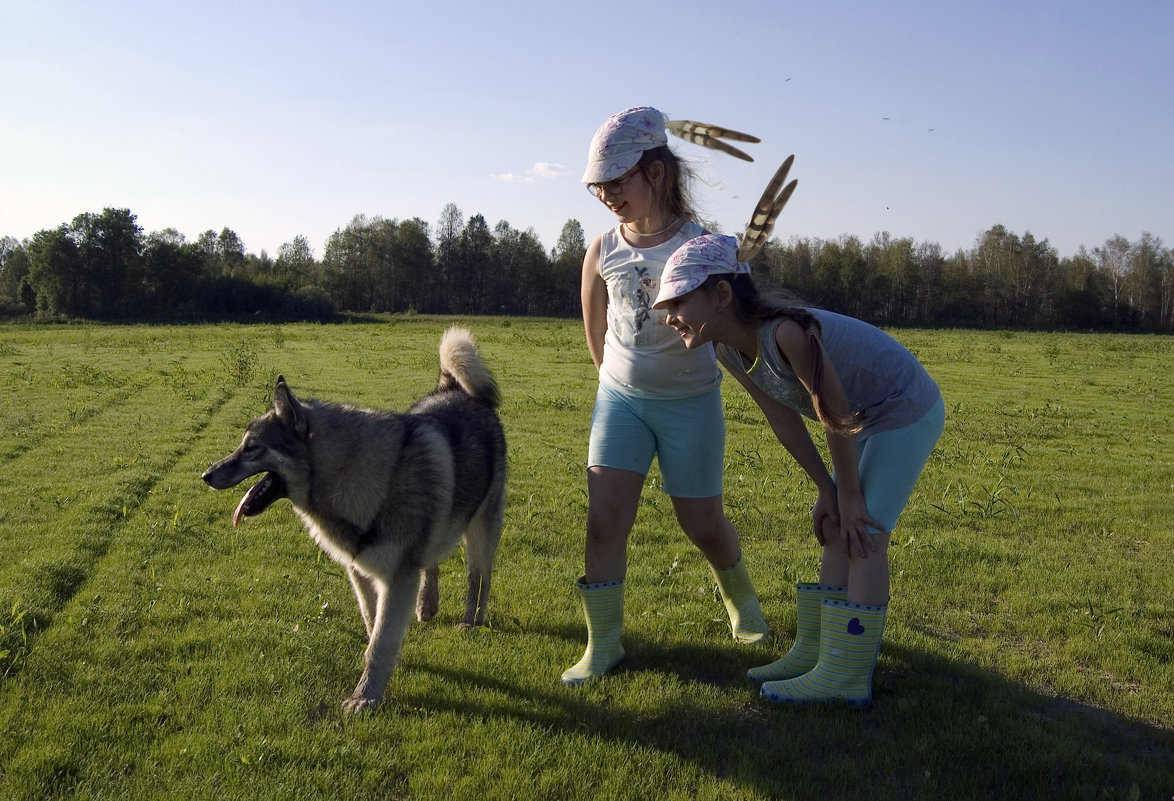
left=660, top=284, right=725, bottom=349
left=595, top=160, right=666, bottom=229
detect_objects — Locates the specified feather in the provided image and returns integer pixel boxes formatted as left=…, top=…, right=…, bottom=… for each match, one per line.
left=737, top=156, right=798, bottom=262
left=665, top=119, right=760, bottom=161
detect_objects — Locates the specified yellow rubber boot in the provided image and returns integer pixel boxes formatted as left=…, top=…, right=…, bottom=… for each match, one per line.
left=711, top=556, right=769, bottom=644
left=561, top=578, right=625, bottom=685
left=760, top=599, right=886, bottom=707
left=748, top=583, right=847, bottom=682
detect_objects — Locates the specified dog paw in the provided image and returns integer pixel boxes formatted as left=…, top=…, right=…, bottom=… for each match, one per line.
left=341, top=693, right=381, bottom=713
left=416, top=600, right=439, bottom=622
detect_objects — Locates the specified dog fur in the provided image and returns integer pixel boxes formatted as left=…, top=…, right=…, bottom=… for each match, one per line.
left=202, top=326, right=505, bottom=711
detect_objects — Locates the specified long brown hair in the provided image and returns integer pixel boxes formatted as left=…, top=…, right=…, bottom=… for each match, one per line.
left=637, top=146, right=697, bottom=222
left=704, top=273, right=864, bottom=436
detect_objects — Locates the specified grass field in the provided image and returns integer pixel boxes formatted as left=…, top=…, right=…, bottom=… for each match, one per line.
left=0, top=317, right=1171, bottom=800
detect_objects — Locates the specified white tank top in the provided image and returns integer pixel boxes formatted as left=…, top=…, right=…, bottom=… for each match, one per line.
left=596, top=221, right=721, bottom=398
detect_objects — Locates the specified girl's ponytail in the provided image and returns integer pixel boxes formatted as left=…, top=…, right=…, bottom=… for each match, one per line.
left=804, top=327, right=864, bottom=437
left=722, top=274, right=864, bottom=436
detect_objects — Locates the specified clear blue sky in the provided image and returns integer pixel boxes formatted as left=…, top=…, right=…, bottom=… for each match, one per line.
left=3, top=0, right=1171, bottom=260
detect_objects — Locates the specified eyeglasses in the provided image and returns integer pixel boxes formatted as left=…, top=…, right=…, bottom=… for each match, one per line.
left=586, top=165, right=644, bottom=198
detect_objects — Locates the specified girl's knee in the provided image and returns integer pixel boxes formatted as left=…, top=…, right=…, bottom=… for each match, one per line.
left=676, top=511, right=737, bottom=550
left=587, top=508, right=633, bottom=543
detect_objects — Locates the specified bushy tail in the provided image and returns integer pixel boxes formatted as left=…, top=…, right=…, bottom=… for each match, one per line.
left=437, top=326, right=500, bottom=408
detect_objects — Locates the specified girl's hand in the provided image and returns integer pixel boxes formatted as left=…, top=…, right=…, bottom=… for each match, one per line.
left=836, top=493, right=888, bottom=559
left=811, top=486, right=839, bottom=546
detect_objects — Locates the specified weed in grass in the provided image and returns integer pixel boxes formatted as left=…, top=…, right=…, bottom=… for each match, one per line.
left=933, top=475, right=1019, bottom=520
left=0, top=598, right=31, bottom=676
left=900, top=532, right=937, bottom=551
left=218, top=341, right=261, bottom=386
left=995, top=444, right=1028, bottom=469
left=148, top=505, right=204, bottom=540
left=1067, top=597, right=1126, bottom=640
left=730, top=447, right=765, bottom=472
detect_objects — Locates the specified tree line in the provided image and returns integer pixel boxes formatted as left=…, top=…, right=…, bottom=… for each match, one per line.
left=1, top=206, right=1170, bottom=331
left=0, top=205, right=584, bottom=322
left=753, top=227, right=1172, bottom=331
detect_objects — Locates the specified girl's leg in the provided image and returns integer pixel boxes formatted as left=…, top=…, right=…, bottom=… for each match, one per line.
left=566, top=387, right=654, bottom=683
left=658, top=386, right=741, bottom=567
left=762, top=398, right=943, bottom=705
left=659, top=386, right=768, bottom=642
left=584, top=466, right=645, bottom=583
left=818, top=536, right=851, bottom=587
left=563, top=466, right=644, bottom=684
left=833, top=396, right=945, bottom=603
left=673, top=495, right=768, bottom=643
left=583, top=385, right=655, bottom=583
left=670, top=495, right=742, bottom=569
left=847, top=533, right=890, bottom=606
left=818, top=527, right=887, bottom=604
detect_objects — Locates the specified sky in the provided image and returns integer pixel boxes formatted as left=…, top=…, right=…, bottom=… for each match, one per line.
left=2, top=0, right=1171, bottom=261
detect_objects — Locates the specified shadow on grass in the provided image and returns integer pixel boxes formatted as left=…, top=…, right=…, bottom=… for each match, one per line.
left=396, top=629, right=1173, bottom=801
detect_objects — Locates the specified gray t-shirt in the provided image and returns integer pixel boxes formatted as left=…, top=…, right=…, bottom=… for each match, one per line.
left=716, top=309, right=940, bottom=439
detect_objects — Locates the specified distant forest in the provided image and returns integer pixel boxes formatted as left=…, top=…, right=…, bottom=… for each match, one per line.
left=2, top=205, right=1171, bottom=331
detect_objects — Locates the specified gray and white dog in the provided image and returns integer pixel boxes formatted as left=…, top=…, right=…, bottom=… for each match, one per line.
left=202, top=327, right=506, bottom=712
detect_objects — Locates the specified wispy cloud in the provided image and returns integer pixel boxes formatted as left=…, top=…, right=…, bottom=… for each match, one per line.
left=491, top=162, right=569, bottom=184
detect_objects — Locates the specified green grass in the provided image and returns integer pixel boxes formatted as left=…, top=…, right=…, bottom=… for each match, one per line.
left=0, top=318, right=1171, bottom=800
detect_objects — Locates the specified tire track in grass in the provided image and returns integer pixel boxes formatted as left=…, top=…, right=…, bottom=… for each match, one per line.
left=0, top=331, right=167, bottom=464
left=0, top=373, right=236, bottom=678
left=0, top=346, right=308, bottom=793
left=0, top=383, right=143, bottom=465
left=0, top=324, right=244, bottom=464
left=0, top=333, right=300, bottom=789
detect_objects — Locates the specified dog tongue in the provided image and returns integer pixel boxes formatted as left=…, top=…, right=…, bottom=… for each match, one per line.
left=232, top=473, right=275, bottom=527
left=232, top=493, right=249, bottom=528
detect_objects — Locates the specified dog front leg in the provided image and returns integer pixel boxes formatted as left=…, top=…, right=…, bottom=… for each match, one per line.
left=343, top=574, right=417, bottom=712
left=348, top=565, right=378, bottom=637
left=416, top=566, right=439, bottom=622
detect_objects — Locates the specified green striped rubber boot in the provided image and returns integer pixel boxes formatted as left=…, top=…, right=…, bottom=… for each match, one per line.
left=711, top=556, right=769, bottom=644
left=760, top=599, right=887, bottom=707
left=561, top=578, right=625, bottom=685
left=747, top=583, right=847, bottom=682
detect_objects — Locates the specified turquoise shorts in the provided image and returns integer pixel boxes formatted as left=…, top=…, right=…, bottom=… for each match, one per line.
left=588, top=383, right=725, bottom=499
left=844, top=394, right=946, bottom=533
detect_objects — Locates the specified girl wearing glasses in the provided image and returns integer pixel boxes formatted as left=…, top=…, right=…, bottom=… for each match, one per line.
left=564, top=106, right=769, bottom=684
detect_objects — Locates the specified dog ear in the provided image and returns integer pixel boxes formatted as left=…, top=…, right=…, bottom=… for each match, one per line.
left=273, top=375, right=306, bottom=433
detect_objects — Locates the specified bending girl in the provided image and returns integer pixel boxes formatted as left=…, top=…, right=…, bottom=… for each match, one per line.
left=652, top=233, right=944, bottom=706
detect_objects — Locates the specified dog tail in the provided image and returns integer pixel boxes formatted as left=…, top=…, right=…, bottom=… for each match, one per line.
left=438, top=326, right=500, bottom=408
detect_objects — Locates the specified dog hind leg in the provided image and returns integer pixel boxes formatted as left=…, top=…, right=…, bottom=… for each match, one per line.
left=343, top=572, right=418, bottom=712
left=460, top=488, right=505, bottom=627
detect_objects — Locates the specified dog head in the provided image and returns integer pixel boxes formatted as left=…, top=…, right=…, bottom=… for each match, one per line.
left=202, top=375, right=311, bottom=526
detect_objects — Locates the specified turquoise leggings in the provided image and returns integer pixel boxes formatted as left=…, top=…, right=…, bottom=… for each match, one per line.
left=843, top=395, right=945, bottom=533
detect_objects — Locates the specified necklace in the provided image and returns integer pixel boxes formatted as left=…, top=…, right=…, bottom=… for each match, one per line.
left=624, top=218, right=679, bottom=239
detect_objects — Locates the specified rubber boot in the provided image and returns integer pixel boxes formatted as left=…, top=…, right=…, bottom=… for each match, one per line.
left=760, top=599, right=886, bottom=707
left=711, top=556, right=769, bottom=644
left=561, top=578, right=625, bottom=685
left=748, top=583, right=848, bottom=682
